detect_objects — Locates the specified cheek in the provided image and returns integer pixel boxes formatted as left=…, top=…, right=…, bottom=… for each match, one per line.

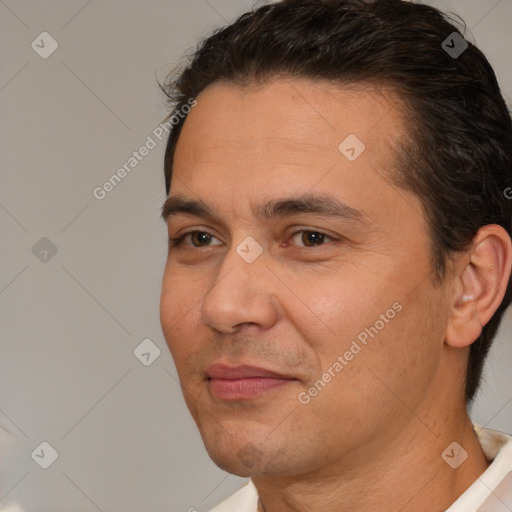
left=284, top=267, right=391, bottom=355
left=160, top=268, right=203, bottom=360
left=292, top=266, right=443, bottom=392
left=327, top=286, right=447, bottom=412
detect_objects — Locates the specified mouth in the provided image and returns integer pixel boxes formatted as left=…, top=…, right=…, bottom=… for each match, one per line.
left=206, top=363, right=298, bottom=401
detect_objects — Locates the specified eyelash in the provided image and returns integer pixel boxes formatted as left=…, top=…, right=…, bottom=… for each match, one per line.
left=169, top=229, right=336, bottom=248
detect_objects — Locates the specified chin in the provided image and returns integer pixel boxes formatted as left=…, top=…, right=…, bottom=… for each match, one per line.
left=203, top=429, right=305, bottom=478
left=200, top=427, right=272, bottom=476
left=204, top=444, right=258, bottom=477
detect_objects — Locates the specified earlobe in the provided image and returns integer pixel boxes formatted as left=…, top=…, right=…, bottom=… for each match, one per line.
left=446, top=264, right=484, bottom=348
left=445, top=225, right=512, bottom=349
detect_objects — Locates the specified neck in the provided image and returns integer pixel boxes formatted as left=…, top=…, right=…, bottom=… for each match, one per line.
left=254, top=412, right=489, bottom=512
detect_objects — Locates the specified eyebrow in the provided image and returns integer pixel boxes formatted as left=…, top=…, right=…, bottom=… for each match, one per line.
left=161, top=193, right=368, bottom=225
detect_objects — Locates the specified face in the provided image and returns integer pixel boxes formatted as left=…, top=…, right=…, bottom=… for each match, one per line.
left=160, top=77, right=453, bottom=478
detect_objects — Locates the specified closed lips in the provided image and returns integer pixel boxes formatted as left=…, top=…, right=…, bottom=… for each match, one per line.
left=206, top=364, right=295, bottom=380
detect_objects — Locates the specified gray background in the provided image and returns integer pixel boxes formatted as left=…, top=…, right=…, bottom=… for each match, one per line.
left=0, top=0, right=511, bottom=510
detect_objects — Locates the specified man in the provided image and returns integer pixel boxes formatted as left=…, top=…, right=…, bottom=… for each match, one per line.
left=159, top=0, right=512, bottom=510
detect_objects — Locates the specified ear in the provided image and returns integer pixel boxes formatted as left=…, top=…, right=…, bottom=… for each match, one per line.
left=445, top=225, right=512, bottom=348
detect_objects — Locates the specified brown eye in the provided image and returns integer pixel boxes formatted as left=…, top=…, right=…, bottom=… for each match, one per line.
left=190, top=232, right=213, bottom=247
left=170, top=231, right=222, bottom=248
left=291, top=230, right=334, bottom=247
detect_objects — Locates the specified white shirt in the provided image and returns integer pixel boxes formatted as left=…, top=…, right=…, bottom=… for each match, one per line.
left=209, top=427, right=512, bottom=512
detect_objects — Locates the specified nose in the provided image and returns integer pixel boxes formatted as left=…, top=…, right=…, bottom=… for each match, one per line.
left=200, top=247, right=279, bottom=334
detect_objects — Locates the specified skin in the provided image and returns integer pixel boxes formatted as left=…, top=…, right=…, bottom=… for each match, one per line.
left=160, top=77, right=512, bottom=512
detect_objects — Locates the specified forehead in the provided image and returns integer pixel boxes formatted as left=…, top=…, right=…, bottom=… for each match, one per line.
left=170, top=77, right=412, bottom=218
left=173, top=77, right=405, bottom=174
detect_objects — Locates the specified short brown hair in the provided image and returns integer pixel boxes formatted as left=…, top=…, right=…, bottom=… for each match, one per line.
left=160, top=0, right=512, bottom=401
